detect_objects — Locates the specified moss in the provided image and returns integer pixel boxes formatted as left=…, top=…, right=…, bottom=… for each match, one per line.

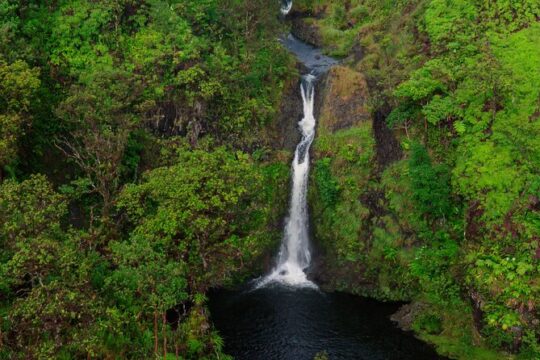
left=317, top=66, right=371, bottom=133
left=309, top=122, right=377, bottom=288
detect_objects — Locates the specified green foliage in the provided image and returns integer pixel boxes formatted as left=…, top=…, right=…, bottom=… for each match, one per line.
left=0, top=175, right=105, bottom=358
left=314, top=157, right=340, bottom=208
left=0, top=174, right=66, bottom=247
left=55, top=68, right=145, bottom=220
left=105, top=146, right=280, bottom=357
left=465, top=245, right=538, bottom=355
left=116, top=147, right=275, bottom=292
left=410, top=239, right=461, bottom=306
left=478, top=1, right=540, bottom=33
left=302, top=1, right=539, bottom=357
left=2, top=0, right=539, bottom=358
left=0, top=0, right=292, bottom=357
left=413, top=313, right=443, bottom=335
left=408, top=142, right=453, bottom=221
left=0, top=59, right=40, bottom=170
left=310, top=124, right=374, bottom=265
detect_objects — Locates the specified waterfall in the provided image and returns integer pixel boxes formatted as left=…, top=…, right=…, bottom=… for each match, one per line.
left=254, top=2, right=337, bottom=289
left=258, top=74, right=318, bottom=288
left=280, top=0, right=292, bottom=15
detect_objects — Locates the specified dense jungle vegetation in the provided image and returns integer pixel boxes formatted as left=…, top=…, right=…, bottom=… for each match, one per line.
left=0, top=0, right=539, bottom=359
left=0, top=1, right=292, bottom=358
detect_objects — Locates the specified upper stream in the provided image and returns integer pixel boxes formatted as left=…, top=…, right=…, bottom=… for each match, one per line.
left=208, top=4, right=446, bottom=359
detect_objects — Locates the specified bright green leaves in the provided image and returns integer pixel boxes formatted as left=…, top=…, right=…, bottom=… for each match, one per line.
left=478, top=0, right=540, bottom=34
left=491, top=23, right=540, bottom=164
left=107, top=234, right=188, bottom=312
left=310, top=123, right=375, bottom=266
left=392, top=58, right=459, bottom=129
left=423, top=0, right=477, bottom=52
left=55, top=68, right=144, bottom=220
left=410, top=240, right=461, bottom=306
left=453, top=24, right=540, bottom=224
left=314, top=158, right=340, bottom=209
left=392, top=3, right=540, bottom=233
left=296, top=1, right=540, bottom=357
left=454, top=141, right=525, bottom=221
left=116, top=147, right=270, bottom=292
left=124, top=1, right=202, bottom=80
left=466, top=248, right=539, bottom=350
left=408, top=143, right=453, bottom=221
left=0, top=0, right=291, bottom=358
left=0, top=174, right=66, bottom=245
left=47, top=1, right=115, bottom=75
left=0, top=174, right=68, bottom=293
left=422, top=95, right=454, bottom=125
left=0, top=59, right=40, bottom=169
left=0, top=59, right=40, bottom=112
left=395, top=61, right=449, bottom=102
left=104, top=147, right=277, bottom=358
left=0, top=175, right=104, bottom=358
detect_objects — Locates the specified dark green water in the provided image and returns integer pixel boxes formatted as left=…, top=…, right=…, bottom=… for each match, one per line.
left=209, top=285, right=447, bottom=360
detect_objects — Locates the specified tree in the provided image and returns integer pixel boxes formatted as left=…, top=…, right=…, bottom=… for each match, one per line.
left=116, top=146, right=269, bottom=292
left=0, top=175, right=104, bottom=359
left=55, top=69, right=146, bottom=221
left=0, top=59, right=40, bottom=178
left=107, top=146, right=272, bottom=357
left=408, top=142, right=452, bottom=223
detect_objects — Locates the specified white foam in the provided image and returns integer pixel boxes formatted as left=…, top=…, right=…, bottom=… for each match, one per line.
left=280, top=0, right=292, bottom=15
left=258, top=75, right=317, bottom=289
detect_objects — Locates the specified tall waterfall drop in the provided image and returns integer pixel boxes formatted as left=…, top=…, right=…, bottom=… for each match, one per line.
left=280, top=0, right=292, bottom=15
left=257, top=4, right=337, bottom=289
left=258, top=74, right=318, bottom=288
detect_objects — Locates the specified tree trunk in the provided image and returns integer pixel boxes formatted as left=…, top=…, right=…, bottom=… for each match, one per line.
left=175, top=334, right=179, bottom=360
left=154, top=310, right=159, bottom=355
left=162, top=312, right=167, bottom=359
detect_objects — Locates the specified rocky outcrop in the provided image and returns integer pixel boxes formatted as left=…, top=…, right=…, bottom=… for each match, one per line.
left=291, top=17, right=323, bottom=47
left=267, top=66, right=304, bottom=152
left=317, top=65, right=371, bottom=133
left=391, top=302, right=428, bottom=331
left=373, top=107, right=403, bottom=170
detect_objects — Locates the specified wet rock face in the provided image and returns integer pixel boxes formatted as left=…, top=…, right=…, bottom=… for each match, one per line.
left=373, top=108, right=403, bottom=169
left=291, top=17, right=324, bottom=47
left=391, top=302, right=428, bottom=331
left=268, top=68, right=304, bottom=152
left=317, top=65, right=371, bottom=133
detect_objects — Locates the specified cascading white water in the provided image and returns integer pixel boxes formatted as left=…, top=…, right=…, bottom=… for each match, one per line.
left=280, top=0, right=292, bottom=15
left=258, top=74, right=317, bottom=288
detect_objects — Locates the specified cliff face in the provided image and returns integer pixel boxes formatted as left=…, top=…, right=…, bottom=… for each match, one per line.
left=317, top=66, right=370, bottom=133
left=290, top=17, right=323, bottom=48
left=268, top=67, right=303, bottom=153
left=307, top=64, right=375, bottom=291
left=303, top=58, right=409, bottom=295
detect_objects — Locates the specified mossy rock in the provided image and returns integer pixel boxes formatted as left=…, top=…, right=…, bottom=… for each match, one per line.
left=318, top=65, right=370, bottom=134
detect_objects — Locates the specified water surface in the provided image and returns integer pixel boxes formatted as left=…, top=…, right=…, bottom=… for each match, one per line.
left=209, top=286, right=447, bottom=360
left=280, top=34, right=338, bottom=75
